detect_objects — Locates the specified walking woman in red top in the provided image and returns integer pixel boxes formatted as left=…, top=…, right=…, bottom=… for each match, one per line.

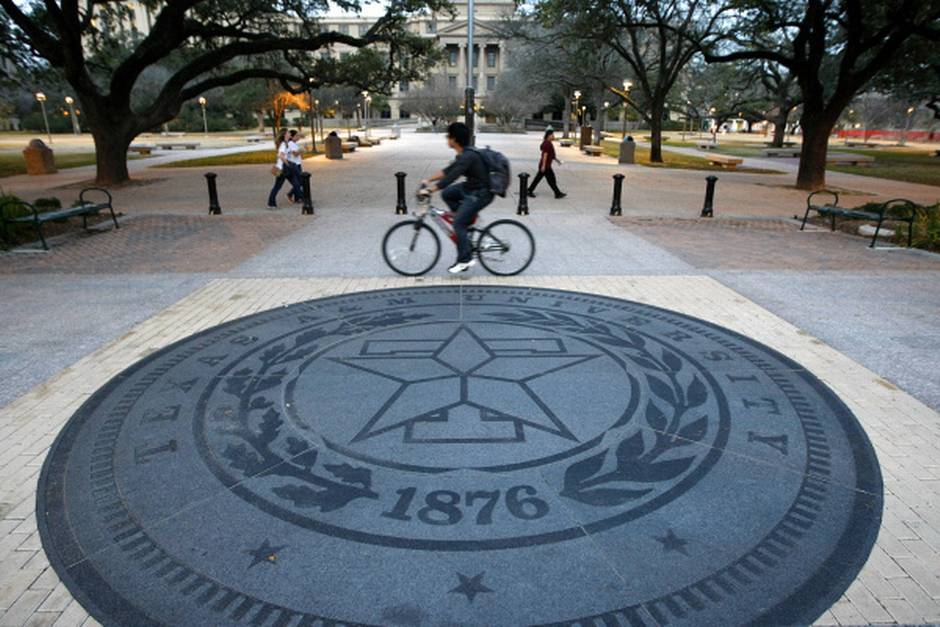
left=527, top=128, right=566, bottom=199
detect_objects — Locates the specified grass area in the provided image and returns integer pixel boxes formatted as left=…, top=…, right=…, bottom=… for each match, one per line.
left=828, top=149, right=940, bottom=187
left=154, top=150, right=279, bottom=168
left=0, top=152, right=149, bottom=178
left=599, top=142, right=782, bottom=174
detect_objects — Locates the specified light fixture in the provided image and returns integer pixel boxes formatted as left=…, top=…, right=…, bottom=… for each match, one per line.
left=35, top=92, right=46, bottom=102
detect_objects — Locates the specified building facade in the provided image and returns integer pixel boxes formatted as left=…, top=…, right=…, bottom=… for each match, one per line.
left=321, top=0, right=516, bottom=119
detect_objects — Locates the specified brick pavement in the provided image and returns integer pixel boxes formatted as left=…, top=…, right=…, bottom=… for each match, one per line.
left=610, top=216, right=940, bottom=272
left=0, top=214, right=304, bottom=274
left=2, top=276, right=940, bottom=625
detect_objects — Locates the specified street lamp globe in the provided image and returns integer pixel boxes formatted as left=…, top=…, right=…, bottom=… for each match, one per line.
left=573, top=90, right=581, bottom=99
left=64, top=96, right=74, bottom=105
left=35, top=92, right=46, bottom=102
left=623, top=80, right=633, bottom=91
left=198, top=96, right=207, bottom=106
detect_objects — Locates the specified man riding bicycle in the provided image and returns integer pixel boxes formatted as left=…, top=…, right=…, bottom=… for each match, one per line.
left=420, top=122, right=494, bottom=274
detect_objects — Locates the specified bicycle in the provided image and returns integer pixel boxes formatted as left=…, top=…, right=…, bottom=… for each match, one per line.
left=382, top=189, right=536, bottom=276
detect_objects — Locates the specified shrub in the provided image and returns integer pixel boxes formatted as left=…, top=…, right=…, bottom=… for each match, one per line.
left=902, top=203, right=940, bottom=252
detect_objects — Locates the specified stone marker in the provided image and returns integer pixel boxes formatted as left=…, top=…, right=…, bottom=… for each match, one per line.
left=22, top=138, right=57, bottom=175
left=619, top=135, right=636, bottom=164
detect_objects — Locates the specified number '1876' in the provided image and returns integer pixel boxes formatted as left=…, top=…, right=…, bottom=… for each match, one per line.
left=381, top=485, right=549, bottom=526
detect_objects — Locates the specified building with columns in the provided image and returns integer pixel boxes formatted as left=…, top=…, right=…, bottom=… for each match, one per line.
left=321, top=0, right=517, bottom=119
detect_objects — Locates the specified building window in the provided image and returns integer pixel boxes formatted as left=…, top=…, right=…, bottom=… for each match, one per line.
left=448, top=47, right=458, bottom=66
left=427, top=21, right=436, bottom=33
left=472, top=75, right=478, bottom=90
left=487, top=75, right=496, bottom=90
left=399, top=80, right=409, bottom=92
left=448, top=75, right=457, bottom=89
left=338, top=24, right=349, bottom=35
left=486, top=49, right=496, bottom=68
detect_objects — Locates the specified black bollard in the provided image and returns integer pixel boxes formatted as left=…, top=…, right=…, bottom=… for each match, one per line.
left=301, top=172, right=314, bottom=215
left=517, top=172, right=529, bottom=215
left=395, top=171, right=408, bottom=215
left=205, top=172, right=221, bottom=215
left=701, top=175, right=718, bottom=218
left=609, top=173, right=625, bottom=216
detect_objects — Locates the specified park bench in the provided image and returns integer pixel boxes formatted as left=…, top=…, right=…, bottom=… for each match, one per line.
left=762, top=148, right=801, bottom=157
left=582, top=145, right=604, bottom=156
left=697, top=141, right=717, bottom=150
left=764, top=141, right=796, bottom=147
left=1, top=187, right=118, bottom=251
left=157, top=142, right=200, bottom=150
left=245, top=135, right=266, bottom=143
left=559, top=139, right=574, bottom=147
left=160, top=131, right=186, bottom=137
left=826, top=153, right=875, bottom=166
left=128, top=144, right=155, bottom=155
left=707, top=154, right=744, bottom=169
left=341, top=142, right=357, bottom=153
left=934, top=149, right=939, bottom=157
left=845, top=141, right=878, bottom=148
left=799, top=190, right=918, bottom=248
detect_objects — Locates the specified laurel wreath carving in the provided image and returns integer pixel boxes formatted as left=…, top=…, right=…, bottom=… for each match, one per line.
left=487, top=310, right=710, bottom=508
left=216, top=311, right=430, bottom=512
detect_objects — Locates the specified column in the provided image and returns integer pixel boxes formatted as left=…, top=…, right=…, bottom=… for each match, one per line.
left=497, top=43, right=504, bottom=73
left=477, top=44, right=486, bottom=95
left=458, top=43, right=467, bottom=90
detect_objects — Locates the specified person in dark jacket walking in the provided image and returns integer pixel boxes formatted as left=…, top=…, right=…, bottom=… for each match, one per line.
left=527, top=128, right=566, bottom=199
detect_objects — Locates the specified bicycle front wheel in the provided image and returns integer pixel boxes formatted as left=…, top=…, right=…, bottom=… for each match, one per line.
left=476, top=219, right=536, bottom=276
left=382, top=220, right=441, bottom=276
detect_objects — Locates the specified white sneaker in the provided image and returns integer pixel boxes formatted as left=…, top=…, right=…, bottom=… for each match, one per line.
left=448, top=259, right=476, bottom=274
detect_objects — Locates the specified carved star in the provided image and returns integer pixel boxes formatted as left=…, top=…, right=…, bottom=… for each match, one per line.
left=450, top=571, right=493, bottom=603
left=245, top=539, right=286, bottom=569
left=334, top=325, right=598, bottom=444
left=654, top=528, right=689, bottom=556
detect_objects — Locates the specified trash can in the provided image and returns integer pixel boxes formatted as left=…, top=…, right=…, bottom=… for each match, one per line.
left=324, top=133, right=343, bottom=160
left=619, top=135, right=636, bottom=164
left=22, top=139, right=57, bottom=175
left=579, top=125, right=593, bottom=150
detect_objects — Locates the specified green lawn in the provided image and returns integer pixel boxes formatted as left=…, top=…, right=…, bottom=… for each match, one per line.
left=0, top=152, right=150, bottom=178
left=154, top=150, right=281, bottom=168
left=599, top=142, right=781, bottom=174
left=828, top=149, right=940, bottom=187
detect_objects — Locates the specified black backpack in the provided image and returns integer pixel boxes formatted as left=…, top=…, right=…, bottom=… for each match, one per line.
left=470, top=146, right=511, bottom=197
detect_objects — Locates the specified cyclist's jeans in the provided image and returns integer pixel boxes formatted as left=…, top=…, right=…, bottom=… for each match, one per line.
left=442, top=184, right=493, bottom=263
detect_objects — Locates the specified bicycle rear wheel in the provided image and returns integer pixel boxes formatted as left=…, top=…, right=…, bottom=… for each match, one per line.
left=382, top=220, right=441, bottom=276
left=476, top=219, right=535, bottom=276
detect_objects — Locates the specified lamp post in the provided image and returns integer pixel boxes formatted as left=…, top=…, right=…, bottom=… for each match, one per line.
left=709, top=106, right=717, bottom=142
left=35, top=92, right=51, bottom=143
left=620, top=80, right=632, bottom=136
left=366, top=95, right=372, bottom=138
left=464, top=0, right=475, bottom=144
left=64, top=96, right=80, bottom=135
left=198, top=96, right=208, bottom=136
left=573, top=90, right=581, bottom=128
left=901, top=106, right=915, bottom=146
left=308, top=78, right=316, bottom=147
left=361, top=91, right=369, bottom=136
left=602, top=101, right=609, bottom=135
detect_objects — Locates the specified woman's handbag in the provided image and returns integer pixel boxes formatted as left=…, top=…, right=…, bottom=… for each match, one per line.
left=270, top=165, right=282, bottom=176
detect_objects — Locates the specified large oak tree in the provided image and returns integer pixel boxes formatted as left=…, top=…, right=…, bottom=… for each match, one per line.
left=700, top=0, right=940, bottom=189
left=0, top=0, right=447, bottom=184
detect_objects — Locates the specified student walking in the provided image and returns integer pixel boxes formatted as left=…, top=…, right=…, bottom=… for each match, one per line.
left=527, top=128, right=566, bottom=199
left=267, top=129, right=303, bottom=209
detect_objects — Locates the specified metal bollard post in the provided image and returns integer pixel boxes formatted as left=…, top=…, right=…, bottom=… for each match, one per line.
left=609, top=173, right=625, bottom=216
left=205, top=172, right=221, bottom=215
left=301, top=172, right=314, bottom=215
left=701, top=175, right=718, bottom=218
left=517, top=172, right=529, bottom=215
left=395, top=171, right=408, bottom=214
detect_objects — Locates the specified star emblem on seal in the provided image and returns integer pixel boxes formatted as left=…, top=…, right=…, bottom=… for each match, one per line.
left=332, top=325, right=599, bottom=445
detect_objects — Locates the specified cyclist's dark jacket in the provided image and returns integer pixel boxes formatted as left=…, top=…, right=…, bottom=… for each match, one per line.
left=439, top=148, right=489, bottom=192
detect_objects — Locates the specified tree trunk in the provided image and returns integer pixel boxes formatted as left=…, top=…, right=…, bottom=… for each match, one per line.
left=795, top=113, right=834, bottom=190
left=255, top=111, right=265, bottom=133
left=92, top=127, right=134, bottom=185
left=771, top=111, right=788, bottom=147
left=648, top=115, right=664, bottom=163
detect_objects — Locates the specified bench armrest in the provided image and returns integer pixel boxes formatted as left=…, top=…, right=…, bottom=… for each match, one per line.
left=807, top=189, right=839, bottom=208
left=877, top=198, right=918, bottom=219
left=79, top=187, right=112, bottom=208
left=0, top=199, right=39, bottom=223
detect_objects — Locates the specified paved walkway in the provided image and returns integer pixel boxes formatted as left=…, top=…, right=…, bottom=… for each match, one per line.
left=0, top=130, right=939, bottom=625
